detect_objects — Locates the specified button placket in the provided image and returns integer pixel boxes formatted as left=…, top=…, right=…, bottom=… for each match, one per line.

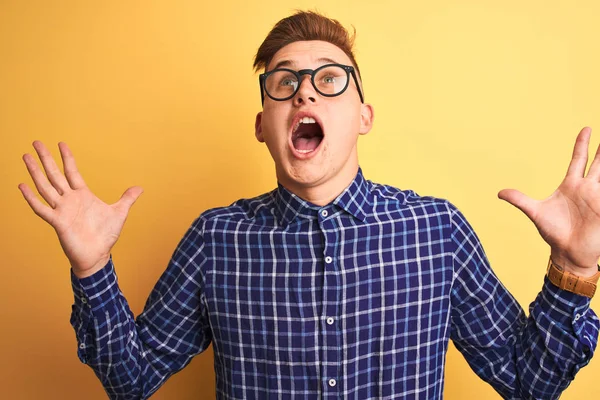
left=319, top=212, right=340, bottom=393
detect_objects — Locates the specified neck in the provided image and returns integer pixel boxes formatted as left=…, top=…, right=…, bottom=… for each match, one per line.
left=278, top=163, right=359, bottom=207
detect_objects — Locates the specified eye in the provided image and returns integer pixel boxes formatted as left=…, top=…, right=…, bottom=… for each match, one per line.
left=280, top=77, right=297, bottom=87
left=322, top=75, right=336, bottom=84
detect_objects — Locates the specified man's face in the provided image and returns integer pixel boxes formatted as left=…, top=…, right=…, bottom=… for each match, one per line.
left=255, top=40, right=374, bottom=196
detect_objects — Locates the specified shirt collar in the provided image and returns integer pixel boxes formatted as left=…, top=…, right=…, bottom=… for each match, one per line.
left=274, top=167, right=371, bottom=226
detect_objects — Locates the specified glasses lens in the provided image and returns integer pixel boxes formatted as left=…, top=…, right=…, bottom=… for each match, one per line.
left=265, top=70, right=298, bottom=100
left=314, top=65, right=348, bottom=96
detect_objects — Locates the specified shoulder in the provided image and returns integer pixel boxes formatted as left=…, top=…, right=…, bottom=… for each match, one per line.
left=194, top=189, right=278, bottom=228
left=367, top=179, right=458, bottom=218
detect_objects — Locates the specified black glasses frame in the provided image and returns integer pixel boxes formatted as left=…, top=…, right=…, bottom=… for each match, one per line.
left=259, top=63, right=364, bottom=104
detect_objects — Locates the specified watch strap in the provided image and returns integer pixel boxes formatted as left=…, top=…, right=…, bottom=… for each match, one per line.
left=546, top=257, right=600, bottom=298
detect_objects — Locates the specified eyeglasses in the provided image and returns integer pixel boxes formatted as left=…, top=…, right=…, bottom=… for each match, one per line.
left=259, top=63, right=364, bottom=104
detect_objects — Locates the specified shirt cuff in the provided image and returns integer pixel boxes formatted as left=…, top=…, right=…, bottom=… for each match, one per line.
left=70, top=257, right=121, bottom=363
left=539, top=276, right=597, bottom=344
left=70, top=256, right=122, bottom=314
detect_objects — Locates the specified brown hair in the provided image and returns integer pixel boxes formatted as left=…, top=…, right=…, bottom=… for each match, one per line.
left=253, top=10, right=361, bottom=78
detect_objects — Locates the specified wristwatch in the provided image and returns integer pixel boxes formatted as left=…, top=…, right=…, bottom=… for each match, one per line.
left=546, top=257, right=600, bottom=298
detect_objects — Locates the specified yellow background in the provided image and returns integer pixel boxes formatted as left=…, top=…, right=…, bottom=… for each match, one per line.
left=1, top=1, right=599, bottom=398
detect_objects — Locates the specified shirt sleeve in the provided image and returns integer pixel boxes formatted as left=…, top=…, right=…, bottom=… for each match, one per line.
left=69, top=217, right=212, bottom=399
left=447, top=203, right=599, bottom=399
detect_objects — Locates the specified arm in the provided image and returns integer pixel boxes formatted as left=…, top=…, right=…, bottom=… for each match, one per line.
left=17, top=141, right=209, bottom=397
left=70, top=218, right=211, bottom=398
left=449, top=205, right=599, bottom=399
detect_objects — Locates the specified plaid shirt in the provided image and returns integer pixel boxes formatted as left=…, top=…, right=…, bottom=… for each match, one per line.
left=71, top=168, right=598, bottom=399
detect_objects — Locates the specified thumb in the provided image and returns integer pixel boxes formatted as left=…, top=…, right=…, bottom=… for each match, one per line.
left=497, top=188, right=538, bottom=221
left=115, top=186, right=144, bottom=214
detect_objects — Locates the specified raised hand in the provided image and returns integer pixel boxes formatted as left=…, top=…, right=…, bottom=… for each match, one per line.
left=19, top=141, right=143, bottom=278
left=498, top=127, right=600, bottom=277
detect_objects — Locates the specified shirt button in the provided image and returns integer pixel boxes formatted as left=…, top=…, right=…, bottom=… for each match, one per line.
left=325, top=256, right=333, bottom=264
left=575, top=313, right=581, bottom=321
left=81, top=297, right=87, bottom=304
left=321, top=210, right=328, bottom=217
left=328, top=379, right=337, bottom=387
left=79, top=343, right=85, bottom=349
left=326, top=317, right=335, bottom=325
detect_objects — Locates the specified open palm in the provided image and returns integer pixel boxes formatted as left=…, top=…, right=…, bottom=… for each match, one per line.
left=499, top=127, right=600, bottom=276
left=19, top=141, right=143, bottom=278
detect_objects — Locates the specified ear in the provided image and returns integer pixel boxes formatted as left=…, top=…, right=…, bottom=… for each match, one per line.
left=359, top=103, right=374, bottom=135
left=255, top=112, right=264, bottom=142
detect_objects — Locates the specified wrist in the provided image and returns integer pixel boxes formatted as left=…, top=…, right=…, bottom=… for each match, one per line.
left=549, top=250, right=599, bottom=278
left=72, top=256, right=111, bottom=279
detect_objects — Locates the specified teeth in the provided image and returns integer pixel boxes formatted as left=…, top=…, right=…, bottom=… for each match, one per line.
left=293, top=116, right=317, bottom=133
left=296, top=149, right=314, bottom=154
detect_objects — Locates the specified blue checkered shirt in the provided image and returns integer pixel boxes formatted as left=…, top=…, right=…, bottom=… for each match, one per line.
left=71, top=168, right=598, bottom=399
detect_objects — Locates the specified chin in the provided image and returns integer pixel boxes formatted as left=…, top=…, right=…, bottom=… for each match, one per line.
left=282, top=163, right=329, bottom=187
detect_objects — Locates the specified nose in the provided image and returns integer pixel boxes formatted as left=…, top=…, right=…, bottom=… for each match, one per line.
left=293, top=74, right=317, bottom=106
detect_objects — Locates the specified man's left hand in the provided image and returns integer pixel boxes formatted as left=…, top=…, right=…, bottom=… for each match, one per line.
left=499, top=126, right=600, bottom=278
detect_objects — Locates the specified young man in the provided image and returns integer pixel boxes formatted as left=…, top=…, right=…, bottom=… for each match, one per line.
left=19, top=10, right=599, bottom=399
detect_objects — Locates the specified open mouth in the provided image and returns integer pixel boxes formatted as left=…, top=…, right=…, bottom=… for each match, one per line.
left=291, top=116, right=324, bottom=155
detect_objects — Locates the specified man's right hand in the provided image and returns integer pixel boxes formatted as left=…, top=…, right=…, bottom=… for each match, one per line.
left=18, top=141, right=143, bottom=278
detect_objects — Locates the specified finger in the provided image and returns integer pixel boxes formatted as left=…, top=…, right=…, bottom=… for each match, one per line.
left=32, top=141, right=71, bottom=194
left=22, top=153, right=60, bottom=208
left=582, top=128, right=600, bottom=180
left=587, top=139, right=600, bottom=180
left=498, top=189, right=539, bottom=221
left=114, top=186, right=144, bottom=214
left=58, top=142, right=87, bottom=189
left=565, top=127, right=591, bottom=179
left=18, top=183, right=55, bottom=224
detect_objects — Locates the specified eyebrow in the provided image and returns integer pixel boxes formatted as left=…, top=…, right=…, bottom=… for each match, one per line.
left=270, top=57, right=340, bottom=71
